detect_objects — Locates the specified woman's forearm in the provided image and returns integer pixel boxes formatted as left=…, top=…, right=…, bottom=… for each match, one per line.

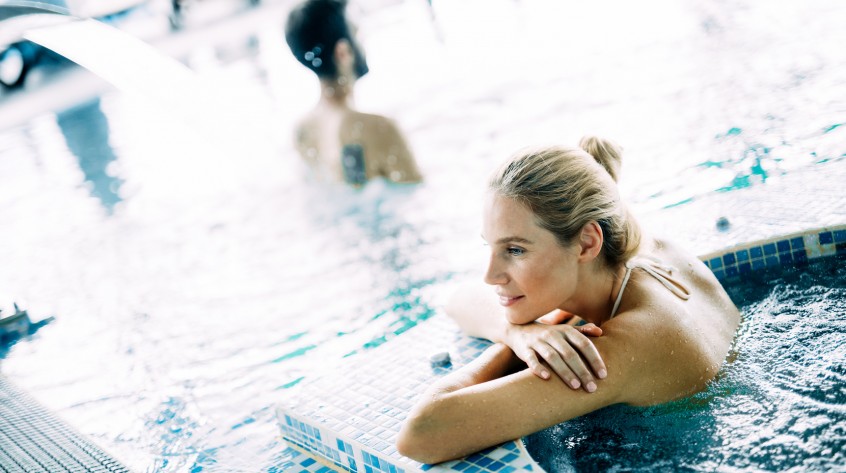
left=397, top=344, right=523, bottom=462
left=428, top=343, right=521, bottom=395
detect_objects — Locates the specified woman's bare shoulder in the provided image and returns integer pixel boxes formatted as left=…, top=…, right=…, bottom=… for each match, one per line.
left=596, top=300, right=721, bottom=405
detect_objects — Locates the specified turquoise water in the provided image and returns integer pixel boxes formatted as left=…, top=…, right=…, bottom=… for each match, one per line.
left=0, top=0, right=845, bottom=471
left=524, top=256, right=846, bottom=472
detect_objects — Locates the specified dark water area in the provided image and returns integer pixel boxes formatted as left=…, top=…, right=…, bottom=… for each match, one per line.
left=525, top=255, right=846, bottom=472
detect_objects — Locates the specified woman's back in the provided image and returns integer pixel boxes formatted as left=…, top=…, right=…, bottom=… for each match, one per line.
left=597, top=237, right=740, bottom=405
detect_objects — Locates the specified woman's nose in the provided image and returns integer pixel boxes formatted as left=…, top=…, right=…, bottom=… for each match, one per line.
left=484, top=256, right=506, bottom=286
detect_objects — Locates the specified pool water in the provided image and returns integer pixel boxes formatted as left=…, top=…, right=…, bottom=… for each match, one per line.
left=524, top=256, right=846, bottom=472
left=0, top=0, right=845, bottom=471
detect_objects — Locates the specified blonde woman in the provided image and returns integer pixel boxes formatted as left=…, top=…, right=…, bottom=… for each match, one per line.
left=397, top=137, right=740, bottom=463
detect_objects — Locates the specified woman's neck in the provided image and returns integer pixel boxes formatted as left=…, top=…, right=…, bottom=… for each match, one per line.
left=319, top=77, right=354, bottom=108
left=564, top=261, right=628, bottom=326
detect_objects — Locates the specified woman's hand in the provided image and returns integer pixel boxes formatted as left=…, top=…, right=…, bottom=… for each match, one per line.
left=503, top=318, right=606, bottom=392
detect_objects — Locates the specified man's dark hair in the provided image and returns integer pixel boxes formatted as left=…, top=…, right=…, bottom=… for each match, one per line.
left=285, top=0, right=368, bottom=80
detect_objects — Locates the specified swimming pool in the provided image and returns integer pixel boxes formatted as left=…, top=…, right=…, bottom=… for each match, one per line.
left=0, top=0, right=844, bottom=471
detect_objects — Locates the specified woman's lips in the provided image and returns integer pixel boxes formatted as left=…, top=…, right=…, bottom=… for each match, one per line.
left=498, top=295, right=524, bottom=307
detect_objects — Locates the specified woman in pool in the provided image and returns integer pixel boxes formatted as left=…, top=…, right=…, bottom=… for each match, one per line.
left=396, top=137, right=740, bottom=464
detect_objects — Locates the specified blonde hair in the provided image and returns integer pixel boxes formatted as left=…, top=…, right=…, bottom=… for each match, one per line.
left=489, top=136, right=640, bottom=268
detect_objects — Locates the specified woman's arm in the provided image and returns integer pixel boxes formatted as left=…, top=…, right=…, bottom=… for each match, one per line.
left=445, top=281, right=606, bottom=390
left=397, top=311, right=705, bottom=464
left=396, top=343, right=619, bottom=464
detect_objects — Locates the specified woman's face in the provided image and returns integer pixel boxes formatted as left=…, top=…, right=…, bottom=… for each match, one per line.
left=482, top=192, right=581, bottom=324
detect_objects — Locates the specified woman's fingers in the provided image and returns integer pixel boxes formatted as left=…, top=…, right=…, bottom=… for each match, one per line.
left=563, top=329, right=607, bottom=380
left=534, top=343, right=582, bottom=389
left=518, top=350, right=551, bottom=380
left=543, top=338, right=597, bottom=392
left=577, top=323, right=603, bottom=337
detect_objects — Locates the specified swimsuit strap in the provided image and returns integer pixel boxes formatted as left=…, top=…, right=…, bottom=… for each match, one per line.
left=610, top=256, right=692, bottom=318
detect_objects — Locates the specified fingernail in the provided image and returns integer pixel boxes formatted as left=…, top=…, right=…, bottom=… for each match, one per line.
left=586, top=382, right=597, bottom=393
left=570, top=380, right=580, bottom=389
left=598, top=369, right=607, bottom=379
left=541, top=371, right=549, bottom=379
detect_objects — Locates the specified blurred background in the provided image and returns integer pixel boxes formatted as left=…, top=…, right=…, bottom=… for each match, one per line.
left=0, top=0, right=844, bottom=471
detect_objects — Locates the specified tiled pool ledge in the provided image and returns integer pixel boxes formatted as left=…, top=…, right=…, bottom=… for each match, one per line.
left=701, top=224, right=846, bottom=282
left=276, top=313, right=540, bottom=473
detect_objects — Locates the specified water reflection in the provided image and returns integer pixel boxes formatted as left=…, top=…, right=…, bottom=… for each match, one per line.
left=55, top=98, right=122, bottom=211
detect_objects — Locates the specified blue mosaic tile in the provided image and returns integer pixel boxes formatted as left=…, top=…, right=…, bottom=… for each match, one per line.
left=751, top=259, right=766, bottom=270
left=709, top=257, right=723, bottom=269
left=763, top=243, right=777, bottom=255
left=738, top=262, right=751, bottom=274
left=820, top=231, right=834, bottom=244
left=837, top=243, right=846, bottom=254
left=790, top=237, right=804, bottom=249
left=723, top=253, right=736, bottom=265
left=725, top=266, right=739, bottom=278
left=779, top=253, right=793, bottom=265
left=793, top=251, right=808, bottom=264
left=750, top=246, right=764, bottom=259
left=765, top=256, right=780, bottom=267
left=835, top=230, right=846, bottom=243
left=713, top=269, right=726, bottom=280
left=776, top=240, right=791, bottom=253
left=736, top=249, right=749, bottom=262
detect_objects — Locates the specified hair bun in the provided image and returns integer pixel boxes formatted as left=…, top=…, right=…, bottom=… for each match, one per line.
left=579, top=135, right=622, bottom=182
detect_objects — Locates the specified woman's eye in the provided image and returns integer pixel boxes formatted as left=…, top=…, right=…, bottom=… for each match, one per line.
left=507, top=247, right=525, bottom=256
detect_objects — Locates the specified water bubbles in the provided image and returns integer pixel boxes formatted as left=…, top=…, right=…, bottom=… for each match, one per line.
left=390, top=171, right=404, bottom=181
left=304, top=51, right=314, bottom=61
left=311, top=58, right=322, bottom=68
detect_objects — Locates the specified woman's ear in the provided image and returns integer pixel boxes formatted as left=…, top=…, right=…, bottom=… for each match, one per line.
left=577, top=221, right=603, bottom=262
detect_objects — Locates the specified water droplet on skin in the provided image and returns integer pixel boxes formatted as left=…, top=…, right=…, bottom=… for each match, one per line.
left=390, top=170, right=404, bottom=181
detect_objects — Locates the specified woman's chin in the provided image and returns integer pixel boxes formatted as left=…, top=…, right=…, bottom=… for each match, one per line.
left=505, top=309, right=536, bottom=325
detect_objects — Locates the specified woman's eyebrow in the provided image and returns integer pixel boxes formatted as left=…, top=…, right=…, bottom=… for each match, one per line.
left=496, top=236, right=532, bottom=245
